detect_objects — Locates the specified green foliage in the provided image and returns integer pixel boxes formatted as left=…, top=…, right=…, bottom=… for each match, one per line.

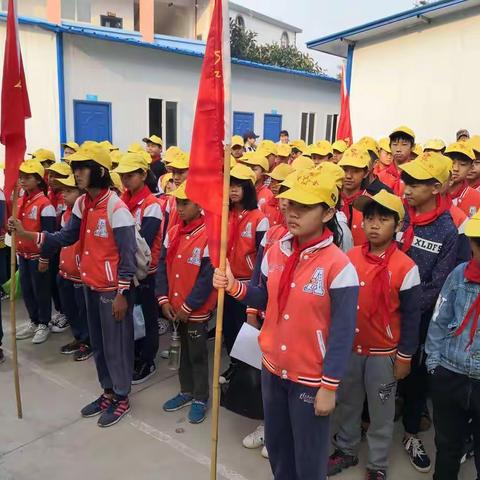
left=229, top=19, right=324, bottom=74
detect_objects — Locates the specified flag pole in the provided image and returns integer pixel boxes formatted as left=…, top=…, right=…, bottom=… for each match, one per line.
left=210, top=0, right=231, bottom=477
left=9, top=183, right=22, bottom=419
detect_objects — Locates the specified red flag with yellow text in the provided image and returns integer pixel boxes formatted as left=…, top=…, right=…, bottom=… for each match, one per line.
left=336, top=64, right=352, bottom=145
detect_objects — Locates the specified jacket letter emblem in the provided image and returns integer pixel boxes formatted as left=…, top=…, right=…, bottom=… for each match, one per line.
left=241, top=222, right=252, bottom=238
left=187, top=247, right=201, bottom=266
left=94, top=219, right=108, bottom=238
left=303, top=267, right=325, bottom=296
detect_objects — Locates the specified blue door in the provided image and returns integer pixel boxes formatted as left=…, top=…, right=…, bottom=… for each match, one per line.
left=233, top=111, right=254, bottom=137
left=73, top=100, right=112, bottom=144
left=263, top=114, right=282, bottom=142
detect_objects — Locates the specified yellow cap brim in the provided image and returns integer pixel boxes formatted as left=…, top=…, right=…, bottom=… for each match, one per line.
left=465, top=218, right=480, bottom=237
left=277, top=186, right=326, bottom=206
left=353, top=195, right=404, bottom=220
left=398, top=162, right=435, bottom=181
left=113, top=164, right=147, bottom=174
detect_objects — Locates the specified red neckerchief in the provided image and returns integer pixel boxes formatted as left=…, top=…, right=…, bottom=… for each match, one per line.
left=470, top=179, right=480, bottom=191
left=166, top=216, right=204, bottom=265
left=385, top=162, right=403, bottom=195
left=341, top=190, right=364, bottom=223
left=79, top=189, right=109, bottom=251
left=402, top=195, right=449, bottom=252
left=18, top=188, right=42, bottom=219
left=454, top=259, right=480, bottom=349
left=277, top=229, right=332, bottom=319
left=151, top=154, right=161, bottom=164
left=361, top=242, right=397, bottom=337
left=121, top=185, right=151, bottom=214
left=449, top=180, right=468, bottom=200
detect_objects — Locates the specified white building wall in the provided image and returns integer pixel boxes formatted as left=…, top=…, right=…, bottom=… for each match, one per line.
left=0, top=23, right=59, bottom=160
left=63, top=35, right=339, bottom=151
left=350, top=12, right=480, bottom=144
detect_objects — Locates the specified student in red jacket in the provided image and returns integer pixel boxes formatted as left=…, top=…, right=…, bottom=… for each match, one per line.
left=114, top=153, right=164, bottom=384
left=245, top=152, right=273, bottom=207
left=214, top=169, right=359, bottom=480
left=14, top=160, right=56, bottom=345
left=221, top=163, right=269, bottom=383
left=156, top=181, right=216, bottom=424
left=12, top=144, right=137, bottom=427
left=329, top=190, right=421, bottom=480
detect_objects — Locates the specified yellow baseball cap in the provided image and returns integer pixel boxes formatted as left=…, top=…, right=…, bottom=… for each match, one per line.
left=378, top=138, right=392, bottom=154
left=332, top=140, right=348, bottom=153
left=444, top=141, right=475, bottom=161
left=230, top=163, right=256, bottom=185
left=143, top=135, right=163, bottom=146
left=46, top=162, right=72, bottom=177
left=100, top=140, right=118, bottom=151
left=110, top=150, right=124, bottom=168
left=128, top=142, right=144, bottom=153
left=277, top=169, right=338, bottom=207
left=412, top=144, right=424, bottom=157
left=424, top=139, right=446, bottom=152
left=316, top=161, right=345, bottom=188
left=399, top=152, right=450, bottom=184
left=354, top=189, right=405, bottom=222
left=468, top=136, right=480, bottom=154
left=245, top=152, right=269, bottom=172
left=277, top=143, right=292, bottom=157
left=390, top=125, right=415, bottom=141
left=81, top=140, right=99, bottom=148
left=258, top=144, right=277, bottom=157
left=67, top=144, right=112, bottom=170
left=311, top=140, right=333, bottom=157
left=160, top=172, right=173, bottom=192
left=289, top=139, right=307, bottom=152
left=113, top=152, right=150, bottom=173
left=358, top=136, right=379, bottom=157
left=258, top=139, right=276, bottom=150
left=164, top=146, right=183, bottom=164
left=465, top=210, right=480, bottom=237
left=291, top=155, right=315, bottom=171
left=231, top=135, right=244, bottom=148
left=109, top=171, right=124, bottom=193
left=19, top=160, right=45, bottom=177
left=30, top=148, right=56, bottom=163
left=267, top=163, right=293, bottom=181
left=170, top=181, right=188, bottom=200
left=61, top=141, right=79, bottom=152
left=338, top=145, right=371, bottom=169
left=54, top=174, right=77, bottom=188
left=168, top=151, right=190, bottom=170
left=281, top=171, right=299, bottom=189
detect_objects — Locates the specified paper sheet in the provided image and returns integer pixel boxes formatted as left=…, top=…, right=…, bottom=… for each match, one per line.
left=230, top=322, right=262, bottom=370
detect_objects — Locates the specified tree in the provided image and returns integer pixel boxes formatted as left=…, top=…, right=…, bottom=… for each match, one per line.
left=229, top=19, right=324, bottom=74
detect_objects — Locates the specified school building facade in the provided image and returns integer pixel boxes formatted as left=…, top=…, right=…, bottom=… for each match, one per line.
left=0, top=0, right=340, bottom=159
left=307, top=0, right=480, bottom=144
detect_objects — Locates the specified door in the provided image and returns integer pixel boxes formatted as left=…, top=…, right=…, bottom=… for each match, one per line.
left=233, top=111, right=254, bottom=137
left=263, top=114, right=282, bottom=142
left=74, top=100, right=112, bottom=144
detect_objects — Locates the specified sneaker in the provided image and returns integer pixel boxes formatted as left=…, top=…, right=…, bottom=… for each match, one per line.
left=81, top=394, right=113, bottom=418
left=98, top=397, right=131, bottom=427
left=60, top=340, right=82, bottom=355
left=16, top=321, right=37, bottom=340
left=366, top=469, right=387, bottom=480
left=460, top=434, right=474, bottom=464
left=159, top=349, right=170, bottom=359
left=32, top=324, right=50, bottom=344
left=158, top=317, right=169, bottom=336
left=74, top=343, right=93, bottom=362
left=243, top=424, right=265, bottom=449
left=49, top=311, right=62, bottom=328
left=0, top=348, right=4, bottom=364
left=188, top=400, right=207, bottom=424
left=219, top=364, right=235, bottom=384
left=327, top=449, right=359, bottom=476
left=403, top=436, right=431, bottom=473
left=132, top=362, right=156, bottom=385
left=163, top=393, right=193, bottom=412
left=261, top=446, right=269, bottom=459
left=51, top=314, right=70, bottom=333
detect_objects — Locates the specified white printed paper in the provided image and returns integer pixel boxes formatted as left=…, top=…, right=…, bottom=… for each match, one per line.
left=230, top=322, right=262, bottom=370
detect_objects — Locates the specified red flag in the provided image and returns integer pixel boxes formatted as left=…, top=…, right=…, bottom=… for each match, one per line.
left=1, top=0, right=31, bottom=203
left=336, top=64, right=352, bottom=145
left=186, top=0, right=227, bottom=267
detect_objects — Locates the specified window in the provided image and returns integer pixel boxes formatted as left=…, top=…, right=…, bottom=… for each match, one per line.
left=149, top=98, right=178, bottom=148
left=61, top=0, right=91, bottom=22
left=300, top=112, right=316, bottom=145
left=325, top=114, right=339, bottom=143
left=236, top=15, right=245, bottom=30
left=1, top=0, right=7, bottom=11
left=281, top=31, right=289, bottom=48
left=101, top=14, right=123, bottom=29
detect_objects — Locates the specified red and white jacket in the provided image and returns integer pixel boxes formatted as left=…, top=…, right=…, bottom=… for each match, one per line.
left=58, top=208, right=81, bottom=283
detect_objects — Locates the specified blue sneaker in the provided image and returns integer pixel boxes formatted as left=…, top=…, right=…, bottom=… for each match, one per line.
left=188, top=400, right=207, bottom=424
left=163, top=393, right=193, bottom=412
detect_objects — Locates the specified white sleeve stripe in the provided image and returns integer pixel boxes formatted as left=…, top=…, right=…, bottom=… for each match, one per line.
left=257, top=217, right=269, bottom=233
left=72, top=196, right=83, bottom=219
left=203, top=244, right=210, bottom=258
left=0, top=190, right=5, bottom=201
left=458, top=218, right=468, bottom=234
left=143, top=203, right=163, bottom=220
left=164, top=233, right=169, bottom=249
left=400, top=265, right=421, bottom=291
left=260, top=252, right=269, bottom=277
left=111, top=207, right=135, bottom=228
left=330, top=262, right=359, bottom=289
left=41, top=205, right=56, bottom=217
left=260, top=231, right=268, bottom=248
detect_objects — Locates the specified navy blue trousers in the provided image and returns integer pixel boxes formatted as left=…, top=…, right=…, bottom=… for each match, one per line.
left=262, top=368, right=331, bottom=480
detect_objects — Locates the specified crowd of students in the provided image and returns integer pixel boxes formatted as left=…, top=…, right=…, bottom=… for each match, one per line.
left=1, top=127, right=479, bottom=480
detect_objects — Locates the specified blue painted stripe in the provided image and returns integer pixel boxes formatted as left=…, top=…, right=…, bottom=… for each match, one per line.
left=56, top=32, right=66, bottom=146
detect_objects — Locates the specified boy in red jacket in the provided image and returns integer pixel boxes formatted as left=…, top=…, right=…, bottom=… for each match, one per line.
left=329, top=190, right=421, bottom=480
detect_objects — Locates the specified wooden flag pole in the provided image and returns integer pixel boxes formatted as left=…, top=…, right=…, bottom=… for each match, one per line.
left=210, top=143, right=231, bottom=480
left=9, top=183, right=23, bottom=419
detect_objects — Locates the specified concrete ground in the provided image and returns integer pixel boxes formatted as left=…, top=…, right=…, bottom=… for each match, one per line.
left=0, top=300, right=476, bottom=480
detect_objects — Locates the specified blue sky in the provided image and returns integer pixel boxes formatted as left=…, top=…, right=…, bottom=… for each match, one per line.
left=235, top=0, right=415, bottom=74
